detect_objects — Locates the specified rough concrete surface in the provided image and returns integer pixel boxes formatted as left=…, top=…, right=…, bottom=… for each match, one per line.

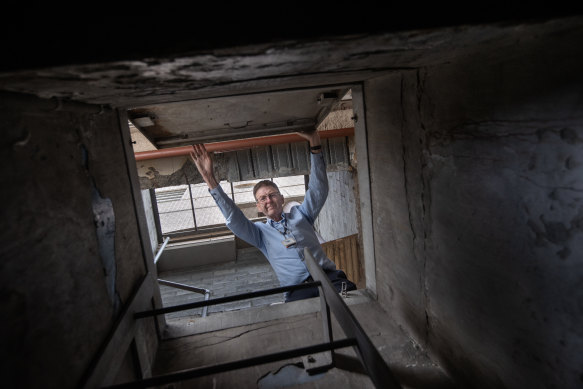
left=0, top=94, right=154, bottom=388
left=366, top=20, right=583, bottom=389
left=0, top=14, right=582, bottom=389
left=153, top=299, right=455, bottom=388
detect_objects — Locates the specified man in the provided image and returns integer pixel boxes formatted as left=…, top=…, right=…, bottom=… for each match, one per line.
left=189, top=129, right=356, bottom=302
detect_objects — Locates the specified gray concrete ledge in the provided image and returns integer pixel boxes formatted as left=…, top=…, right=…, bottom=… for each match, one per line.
left=157, top=235, right=236, bottom=272
left=162, top=289, right=372, bottom=339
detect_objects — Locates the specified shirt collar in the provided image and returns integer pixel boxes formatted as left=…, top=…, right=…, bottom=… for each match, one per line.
left=267, top=212, right=286, bottom=227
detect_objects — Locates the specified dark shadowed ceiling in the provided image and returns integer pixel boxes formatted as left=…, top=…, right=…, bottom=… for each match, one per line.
left=0, top=10, right=580, bottom=147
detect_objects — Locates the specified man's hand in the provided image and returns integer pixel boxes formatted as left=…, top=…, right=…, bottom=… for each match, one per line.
left=296, top=129, right=321, bottom=148
left=190, top=144, right=219, bottom=189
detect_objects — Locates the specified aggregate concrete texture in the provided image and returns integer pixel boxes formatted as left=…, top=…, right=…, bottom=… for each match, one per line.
left=365, top=21, right=583, bottom=389
left=1, top=14, right=582, bottom=389
left=0, top=95, right=158, bottom=388
left=153, top=298, right=456, bottom=388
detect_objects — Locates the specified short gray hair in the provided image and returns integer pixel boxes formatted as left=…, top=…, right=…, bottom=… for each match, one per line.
left=253, top=180, right=279, bottom=200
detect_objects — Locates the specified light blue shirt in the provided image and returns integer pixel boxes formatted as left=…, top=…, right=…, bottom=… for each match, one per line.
left=209, top=152, right=337, bottom=291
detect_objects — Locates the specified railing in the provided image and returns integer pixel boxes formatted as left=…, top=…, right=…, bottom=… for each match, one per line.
left=157, top=279, right=211, bottom=318
left=153, top=237, right=170, bottom=264
left=102, top=248, right=402, bottom=389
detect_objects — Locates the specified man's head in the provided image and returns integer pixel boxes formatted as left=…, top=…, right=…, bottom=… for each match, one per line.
left=253, top=180, right=284, bottom=221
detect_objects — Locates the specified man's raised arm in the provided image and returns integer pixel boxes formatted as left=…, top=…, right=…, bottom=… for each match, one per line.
left=295, top=129, right=328, bottom=223
left=190, top=144, right=219, bottom=189
left=296, top=129, right=322, bottom=153
left=189, top=143, right=263, bottom=248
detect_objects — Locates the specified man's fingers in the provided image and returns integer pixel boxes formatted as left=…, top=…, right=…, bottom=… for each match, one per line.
left=191, top=144, right=201, bottom=158
left=192, top=143, right=208, bottom=156
left=295, top=129, right=317, bottom=140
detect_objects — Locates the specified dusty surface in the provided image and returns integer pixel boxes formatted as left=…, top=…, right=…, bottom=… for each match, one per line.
left=153, top=299, right=455, bottom=388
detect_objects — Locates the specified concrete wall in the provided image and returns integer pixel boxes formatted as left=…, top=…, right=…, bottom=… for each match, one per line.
left=157, top=236, right=236, bottom=272
left=141, top=189, right=159, bottom=255
left=364, top=24, right=583, bottom=388
left=0, top=92, right=159, bottom=388
left=315, top=170, right=359, bottom=242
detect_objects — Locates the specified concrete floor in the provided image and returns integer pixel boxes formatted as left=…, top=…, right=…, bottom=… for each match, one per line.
left=154, top=293, right=457, bottom=388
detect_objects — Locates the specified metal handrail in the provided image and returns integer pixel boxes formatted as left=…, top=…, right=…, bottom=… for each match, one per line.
left=154, top=236, right=211, bottom=317
left=135, top=282, right=321, bottom=319
left=157, top=279, right=211, bottom=318
left=153, top=237, right=170, bottom=264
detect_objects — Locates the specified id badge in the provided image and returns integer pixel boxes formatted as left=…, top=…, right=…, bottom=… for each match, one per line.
left=282, top=237, right=297, bottom=248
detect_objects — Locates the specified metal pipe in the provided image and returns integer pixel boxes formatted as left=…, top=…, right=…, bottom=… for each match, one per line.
left=149, top=188, right=163, bottom=244
left=157, top=279, right=211, bottom=317
left=134, top=127, right=354, bottom=161
left=153, top=237, right=170, bottom=264
left=184, top=175, right=198, bottom=232
left=203, top=291, right=210, bottom=318
left=157, top=279, right=208, bottom=295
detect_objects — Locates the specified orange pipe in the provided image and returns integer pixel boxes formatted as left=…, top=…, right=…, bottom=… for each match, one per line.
left=134, top=127, right=354, bottom=161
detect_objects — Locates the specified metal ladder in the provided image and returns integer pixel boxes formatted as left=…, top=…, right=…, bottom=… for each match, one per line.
left=102, top=248, right=402, bottom=389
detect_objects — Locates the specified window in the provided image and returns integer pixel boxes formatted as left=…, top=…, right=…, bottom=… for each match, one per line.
left=154, top=176, right=307, bottom=237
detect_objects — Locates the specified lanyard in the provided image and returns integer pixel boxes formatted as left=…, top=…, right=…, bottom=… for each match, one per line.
left=271, top=216, right=288, bottom=236
left=271, top=217, right=297, bottom=248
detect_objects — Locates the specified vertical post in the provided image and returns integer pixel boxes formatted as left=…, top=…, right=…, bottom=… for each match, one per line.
left=184, top=174, right=198, bottom=232
left=303, top=286, right=335, bottom=374
left=154, top=237, right=170, bottom=264
left=351, top=84, right=377, bottom=297
left=149, top=188, right=163, bottom=244
left=202, top=291, right=210, bottom=318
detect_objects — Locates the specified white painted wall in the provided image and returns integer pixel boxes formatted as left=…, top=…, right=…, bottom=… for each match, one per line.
left=141, top=189, right=159, bottom=256
left=314, top=170, right=359, bottom=242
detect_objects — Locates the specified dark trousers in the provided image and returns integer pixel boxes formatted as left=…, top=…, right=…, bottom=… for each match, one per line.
left=285, top=269, right=357, bottom=302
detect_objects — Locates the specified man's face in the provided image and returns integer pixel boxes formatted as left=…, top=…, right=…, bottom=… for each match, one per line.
left=255, top=185, right=284, bottom=220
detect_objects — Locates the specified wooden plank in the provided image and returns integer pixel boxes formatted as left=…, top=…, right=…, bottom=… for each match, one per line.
left=336, top=240, right=343, bottom=271
left=340, top=239, right=347, bottom=280
left=352, top=85, right=377, bottom=296
left=322, top=234, right=364, bottom=284
left=345, top=237, right=354, bottom=283
left=351, top=235, right=360, bottom=284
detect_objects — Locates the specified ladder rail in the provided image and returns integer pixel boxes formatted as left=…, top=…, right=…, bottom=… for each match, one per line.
left=101, top=249, right=401, bottom=389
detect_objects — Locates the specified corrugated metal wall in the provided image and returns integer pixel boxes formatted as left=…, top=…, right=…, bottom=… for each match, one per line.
left=225, top=137, right=352, bottom=182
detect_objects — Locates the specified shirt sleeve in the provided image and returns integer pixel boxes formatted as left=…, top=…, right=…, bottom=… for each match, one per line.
left=298, top=152, right=328, bottom=225
left=209, top=185, right=263, bottom=249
